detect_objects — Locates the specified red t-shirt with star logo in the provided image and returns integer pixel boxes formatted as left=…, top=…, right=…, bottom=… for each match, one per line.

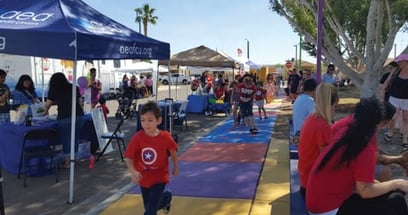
left=125, top=130, right=178, bottom=188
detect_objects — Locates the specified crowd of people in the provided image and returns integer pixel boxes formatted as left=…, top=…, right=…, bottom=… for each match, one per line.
left=121, top=73, right=154, bottom=98
left=191, top=70, right=279, bottom=134
left=1, top=52, right=407, bottom=214
left=293, top=53, right=408, bottom=214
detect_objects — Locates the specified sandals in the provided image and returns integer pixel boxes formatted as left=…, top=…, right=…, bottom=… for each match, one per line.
left=384, top=134, right=392, bottom=142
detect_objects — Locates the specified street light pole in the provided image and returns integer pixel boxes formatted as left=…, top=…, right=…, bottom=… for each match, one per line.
left=293, top=44, right=298, bottom=69
left=316, top=0, right=324, bottom=83
left=245, top=38, right=250, bottom=59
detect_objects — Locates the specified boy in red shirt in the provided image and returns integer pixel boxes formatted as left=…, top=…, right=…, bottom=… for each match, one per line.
left=254, top=81, right=267, bottom=120
left=125, top=101, right=179, bottom=214
left=238, top=74, right=258, bottom=134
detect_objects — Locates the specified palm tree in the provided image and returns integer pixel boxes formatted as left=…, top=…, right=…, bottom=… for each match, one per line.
left=134, top=4, right=158, bottom=36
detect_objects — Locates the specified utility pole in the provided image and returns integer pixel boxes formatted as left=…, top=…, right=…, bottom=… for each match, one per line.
left=293, top=44, right=298, bottom=69
left=299, top=35, right=302, bottom=70
left=316, top=0, right=324, bottom=83
left=245, top=38, right=250, bottom=59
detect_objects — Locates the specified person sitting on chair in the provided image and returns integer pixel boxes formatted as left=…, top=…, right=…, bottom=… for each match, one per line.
left=12, top=74, right=41, bottom=112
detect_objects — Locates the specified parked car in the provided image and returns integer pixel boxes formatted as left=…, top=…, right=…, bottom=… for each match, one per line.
left=189, top=74, right=201, bottom=81
left=159, top=73, right=189, bottom=85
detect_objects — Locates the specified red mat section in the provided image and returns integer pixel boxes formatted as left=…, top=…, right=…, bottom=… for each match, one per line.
left=179, top=143, right=268, bottom=163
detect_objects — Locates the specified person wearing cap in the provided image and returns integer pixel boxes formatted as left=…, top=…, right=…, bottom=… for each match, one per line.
left=383, top=53, right=408, bottom=148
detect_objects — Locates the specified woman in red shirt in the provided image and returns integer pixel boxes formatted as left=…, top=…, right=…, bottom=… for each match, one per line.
left=306, top=98, right=408, bottom=215
left=297, top=82, right=338, bottom=198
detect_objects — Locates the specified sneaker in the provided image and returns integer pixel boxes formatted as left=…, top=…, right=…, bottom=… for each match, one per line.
left=159, top=190, right=172, bottom=213
left=163, top=204, right=171, bottom=214
left=88, top=155, right=95, bottom=169
left=264, top=116, right=268, bottom=119
left=384, top=134, right=392, bottom=142
left=250, top=128, right=258, bottom=134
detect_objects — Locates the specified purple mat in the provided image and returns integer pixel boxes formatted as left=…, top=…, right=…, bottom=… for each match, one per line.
left=128, top=161, right=263, bottom=199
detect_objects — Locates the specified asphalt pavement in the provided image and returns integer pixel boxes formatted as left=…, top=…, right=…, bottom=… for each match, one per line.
left=1, top=85, right=228, bottom=215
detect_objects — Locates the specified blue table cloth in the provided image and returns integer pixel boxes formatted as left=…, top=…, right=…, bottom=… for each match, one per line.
left=186, top=94, right=210, bottom=113
left=0, top=115, right=95, bottom=175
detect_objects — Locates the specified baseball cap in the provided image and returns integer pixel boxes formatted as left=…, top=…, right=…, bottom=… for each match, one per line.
left=395, top=54, right=408, bottom=63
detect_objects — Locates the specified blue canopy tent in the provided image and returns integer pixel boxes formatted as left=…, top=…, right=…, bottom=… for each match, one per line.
left=0, top=0, right=169, bottom=204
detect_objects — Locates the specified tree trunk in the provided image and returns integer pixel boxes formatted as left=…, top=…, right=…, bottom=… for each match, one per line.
left=361, top=68, right=380, bottom=98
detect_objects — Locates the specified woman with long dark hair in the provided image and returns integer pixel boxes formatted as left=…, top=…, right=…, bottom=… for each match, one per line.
left=44, top=73, right=85, bottom=168
left=12, top=74, right=40, bottom=109
left=306, top=98, right=408, bottom=215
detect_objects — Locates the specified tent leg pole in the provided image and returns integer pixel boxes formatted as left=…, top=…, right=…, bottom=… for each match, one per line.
left=0, top=166, right=5, bottom=215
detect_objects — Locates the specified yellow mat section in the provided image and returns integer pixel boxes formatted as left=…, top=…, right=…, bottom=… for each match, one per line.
left=250, top=138, right=290, bottom=215
left=101, top=195, right=252, bottom=215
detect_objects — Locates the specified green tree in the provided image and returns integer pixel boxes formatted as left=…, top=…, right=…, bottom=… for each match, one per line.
left=134, top=4, right=158, bottom=36
left=270, top=0, right=408, bottom=98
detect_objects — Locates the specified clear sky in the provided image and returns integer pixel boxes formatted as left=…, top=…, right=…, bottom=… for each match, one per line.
left=82, top=0, right=407, bottom=65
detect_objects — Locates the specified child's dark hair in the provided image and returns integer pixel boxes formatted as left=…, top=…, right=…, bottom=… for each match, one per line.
left=316, top=97, right=383, bottom=172
left=140, top=101, right=161, bottom=118
left=99, top=96, right=106, bottom=105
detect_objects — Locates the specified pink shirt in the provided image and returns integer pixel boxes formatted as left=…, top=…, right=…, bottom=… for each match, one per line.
left=144, top=78, right=153, bottom=87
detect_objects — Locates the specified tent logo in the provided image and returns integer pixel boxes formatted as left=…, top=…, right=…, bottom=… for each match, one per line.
left=0, top=11, right=53, bottom=25
left=120, top=43, right=152, bottom=57
left=0, top=37, right=5, bottom=50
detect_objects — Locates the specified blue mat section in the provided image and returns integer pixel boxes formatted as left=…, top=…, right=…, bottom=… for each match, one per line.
left=198, top=116, right=276, bottom=143
left=290, top=159, right=308, bottom=215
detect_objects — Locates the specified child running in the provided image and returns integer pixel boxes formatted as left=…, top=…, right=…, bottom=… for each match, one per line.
left=238, top=74, right=258, bottom=134
left=255, top=81, right=268, bottom=120
left=125, top=101, right=179, bottom=215
left=230, top=80, right=241, bottom=128
left=96, top=96, right=110, bottom=122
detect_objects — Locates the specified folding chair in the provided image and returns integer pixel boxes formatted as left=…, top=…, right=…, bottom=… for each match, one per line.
left=173, top=101, right=188, bottom=131
left=18, top=128, right=59, bottom=187
left=96, top=115, right=127, bottom=162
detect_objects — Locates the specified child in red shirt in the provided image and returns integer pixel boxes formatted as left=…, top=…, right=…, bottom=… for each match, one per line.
left=213, top=83, right=225, bottom=100
left=238, top=74, right=258, bottom=134
left=254, top=81, right=268, bottom=120
left=96, top=96, right=109, bottom=122
left=125, top=101, right=179, bottom=214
